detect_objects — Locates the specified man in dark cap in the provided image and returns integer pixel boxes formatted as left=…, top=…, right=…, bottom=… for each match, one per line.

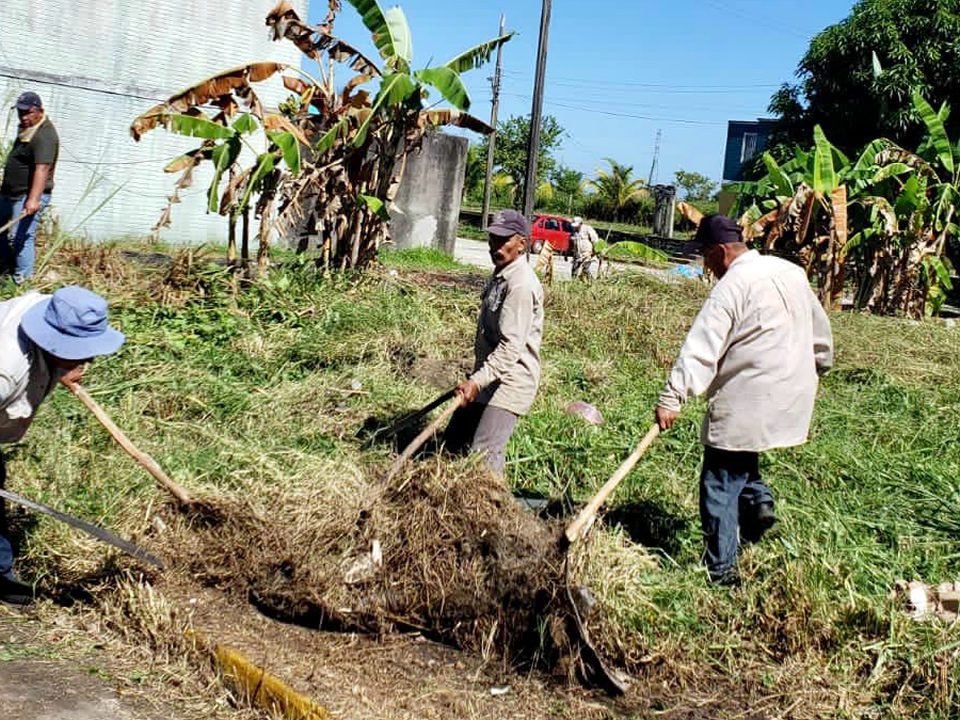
left=445, top=209, right=544, bottom=475
left=1, top=91, right=60, bottom=283
left=654, top=214, right=833, bottom=585
left=0, top=286, right=124, bottom=604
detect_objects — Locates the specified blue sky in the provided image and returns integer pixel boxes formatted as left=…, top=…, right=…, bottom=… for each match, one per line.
left=308, top=0, right=855, bottom=187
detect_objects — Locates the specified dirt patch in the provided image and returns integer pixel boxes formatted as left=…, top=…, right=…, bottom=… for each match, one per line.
left=0, top=611, right=198, bottom=720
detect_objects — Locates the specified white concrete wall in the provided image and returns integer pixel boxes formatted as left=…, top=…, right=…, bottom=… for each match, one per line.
left=0, top=0, right=306, bottom=243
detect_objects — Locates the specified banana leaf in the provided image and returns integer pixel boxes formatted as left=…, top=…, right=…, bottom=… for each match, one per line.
left=415, top=67, right=470, bottom=111
left=170, top=114, right=236, bottom=140
left=444, top=34, right=515, bottom=74
left=268, top=131, right=301, bottom=176
left=913, top=90, right=955, bottom=176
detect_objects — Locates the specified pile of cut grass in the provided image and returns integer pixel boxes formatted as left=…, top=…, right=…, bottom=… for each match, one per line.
left=5, top=240, right=960, bottom=716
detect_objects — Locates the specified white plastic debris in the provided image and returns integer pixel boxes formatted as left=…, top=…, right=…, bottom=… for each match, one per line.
left=893, top=580, right=960, bottom=622
left=489, top=686, right=510, bottom=696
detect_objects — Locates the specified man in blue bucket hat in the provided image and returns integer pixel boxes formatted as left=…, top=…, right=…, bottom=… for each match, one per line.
left=0, top=286, right=124, bottom=604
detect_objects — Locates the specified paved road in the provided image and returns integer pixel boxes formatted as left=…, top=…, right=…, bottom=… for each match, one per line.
left=453, top=238, right=574, bottom=279
left=453, top=238, right=687, bottom=283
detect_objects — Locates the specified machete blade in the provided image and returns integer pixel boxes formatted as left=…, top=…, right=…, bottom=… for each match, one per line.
left=0, top=488, right=163, bottom=569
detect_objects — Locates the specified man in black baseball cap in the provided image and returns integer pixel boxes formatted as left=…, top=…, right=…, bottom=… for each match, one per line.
left=443, top=209, right=545, bottom=475
left=683, top=213, right=747, bottom=279
left=654, top=214, right=834, bottom=585
left=1, top=90, right=59, bottom=283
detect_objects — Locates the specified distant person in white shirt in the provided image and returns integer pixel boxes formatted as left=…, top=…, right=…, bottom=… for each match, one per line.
left=570, top=216, right=599, bottom=279
left=654, top=215, right=833, bottom=586
left=0, top=286, right=124, bottom=604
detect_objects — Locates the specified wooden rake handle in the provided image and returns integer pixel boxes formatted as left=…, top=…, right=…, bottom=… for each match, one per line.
left=62, top=380, right=194, bottom=506
left=564, top=424, right=660, bottom=545
left=384, top=396, right=462, bottom=483
left=0, top=212, right=28, bottom=236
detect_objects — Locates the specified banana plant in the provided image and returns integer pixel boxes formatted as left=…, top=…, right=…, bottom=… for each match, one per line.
left=732, top=92, right=959, bottom=317
left=342, top=0, right=514, bottom=146
left=131, top=1, right=513, bottom=272
left=849, top=91, right=959, bottom=315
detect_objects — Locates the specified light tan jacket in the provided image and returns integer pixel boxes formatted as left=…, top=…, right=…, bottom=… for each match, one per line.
left=470, top=257, right=544, bottom=415
left=658, top=250, right=834, bottom=451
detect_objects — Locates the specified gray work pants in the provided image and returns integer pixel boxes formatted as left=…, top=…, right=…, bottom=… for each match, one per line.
left=443, top=403, right=519, bottom=475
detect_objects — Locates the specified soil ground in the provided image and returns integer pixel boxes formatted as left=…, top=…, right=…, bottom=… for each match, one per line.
left=0, top=609, right=181, bottom=720
left=1, top=576, right=734, bottom=720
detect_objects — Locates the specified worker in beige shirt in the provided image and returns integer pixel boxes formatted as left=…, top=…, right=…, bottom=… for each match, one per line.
left=445, top=209, right=544, bottom=475
left=571, top=216, right=599, bottom=279
left=655, top=215, right=833, bottom=586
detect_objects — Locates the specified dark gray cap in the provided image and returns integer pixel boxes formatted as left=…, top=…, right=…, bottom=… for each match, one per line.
left=684, top=214, right=743, bottom=254
left=14, top=91, right=43, bottom=110
left=487, top=209, right=530, bottom=238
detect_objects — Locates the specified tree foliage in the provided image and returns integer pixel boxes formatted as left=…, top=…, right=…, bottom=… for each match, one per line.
left=770, top=0, right=960, bottom=156
left=674, top=169, right=717, bottom=203
left=477, top=114, right=564, bottom=209
left=584, top=159, right=650, bottom=223
left=734, top=92, right=959, bottom=318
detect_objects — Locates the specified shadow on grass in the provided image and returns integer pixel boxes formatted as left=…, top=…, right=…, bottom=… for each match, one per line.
left=356, top=408, right=433, bottom=454
left=601, top=500, right=688, bottom=556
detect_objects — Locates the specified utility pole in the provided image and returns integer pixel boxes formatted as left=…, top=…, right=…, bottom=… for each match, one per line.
left=480, top=14, right=506, bottom=230
left=522, top=0, right=552, bottom=220
left=648, top=129, right=662, bottom=186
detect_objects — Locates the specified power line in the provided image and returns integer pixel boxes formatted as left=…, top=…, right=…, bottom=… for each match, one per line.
left=492, top=90, right=764, bottom=116
left=501, top=69, right=781, bottom=92
left=701, top=0, right=817, bottom=41
left=528, top=98, right=728, bottom=127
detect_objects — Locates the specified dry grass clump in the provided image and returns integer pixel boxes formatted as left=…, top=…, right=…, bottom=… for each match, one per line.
left=167, top=456, right=576, bottom=671
left=577, top=528, right=659, bottom=670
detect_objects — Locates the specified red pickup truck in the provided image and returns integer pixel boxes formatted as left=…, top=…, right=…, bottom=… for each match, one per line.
left=530, top=214, right=575, bottom=255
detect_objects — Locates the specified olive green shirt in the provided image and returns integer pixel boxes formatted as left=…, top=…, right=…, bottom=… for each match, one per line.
left=1, top=117, right=59, bottom=197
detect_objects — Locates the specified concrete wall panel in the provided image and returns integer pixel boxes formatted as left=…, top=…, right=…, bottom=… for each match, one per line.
left=0, top=0, right=306, bottom=243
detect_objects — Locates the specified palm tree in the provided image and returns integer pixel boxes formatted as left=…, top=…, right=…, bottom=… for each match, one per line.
left=585, top=159, right=648, bottom=222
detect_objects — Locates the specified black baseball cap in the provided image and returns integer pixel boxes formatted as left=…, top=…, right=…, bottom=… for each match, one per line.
left=487, top=209, right=530, bottom=238
left=684, top=214, right=743, bottom=254
left=14, top=91, right=43, bottom=110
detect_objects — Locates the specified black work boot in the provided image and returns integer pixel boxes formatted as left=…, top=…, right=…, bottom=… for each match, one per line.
left=741, top=501, right=776, bottom=544
left=0, top=570, right=34, bottom=606
left=709, top=568, right=741, bottom=587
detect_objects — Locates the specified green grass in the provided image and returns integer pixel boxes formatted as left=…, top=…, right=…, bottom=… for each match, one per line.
left=7, top=242, right=960, bottom=716
left=379, top=246, right=471, bottom=271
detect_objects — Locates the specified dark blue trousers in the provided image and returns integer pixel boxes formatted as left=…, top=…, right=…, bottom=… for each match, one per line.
left=700, top=446, right=773, bottom=581
left=0, top=450, right=11, bottom=575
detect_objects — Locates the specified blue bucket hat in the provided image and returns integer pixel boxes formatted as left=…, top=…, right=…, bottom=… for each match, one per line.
left=20, top=287, right=125, bottom=360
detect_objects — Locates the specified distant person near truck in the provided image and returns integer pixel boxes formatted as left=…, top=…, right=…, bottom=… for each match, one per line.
left=1, top=92, right=59, bottom=284
left=571, top=216, right=599, bottom=279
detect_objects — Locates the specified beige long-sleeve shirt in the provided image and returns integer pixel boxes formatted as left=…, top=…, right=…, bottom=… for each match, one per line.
left=470, top=257, right=544, bottom=416
left=573, top=224, right=599, bottom=260
left=0, top=293, right=56, bottom=444
left=658, top=250, right=834, bottom=452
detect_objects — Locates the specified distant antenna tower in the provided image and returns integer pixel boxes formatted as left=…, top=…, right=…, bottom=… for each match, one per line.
left=648, top=129, right=662, bottom=185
